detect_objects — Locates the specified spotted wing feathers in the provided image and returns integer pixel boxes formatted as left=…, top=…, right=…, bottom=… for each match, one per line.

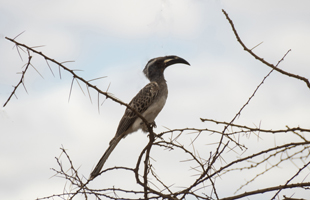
left=115, top=82, right=159, bottom=137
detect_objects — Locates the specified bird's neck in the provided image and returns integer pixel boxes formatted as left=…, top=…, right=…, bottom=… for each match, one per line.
left=150, top=75, right=167, bottom=88
left=149, top=75, right=166, bottom=85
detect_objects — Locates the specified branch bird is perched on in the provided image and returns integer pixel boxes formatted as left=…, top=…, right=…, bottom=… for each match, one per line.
left=90, top=55, right=190, bottom=180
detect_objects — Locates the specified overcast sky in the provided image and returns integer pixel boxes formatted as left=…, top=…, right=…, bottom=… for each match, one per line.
left=1, top=0, right=310, bottom=199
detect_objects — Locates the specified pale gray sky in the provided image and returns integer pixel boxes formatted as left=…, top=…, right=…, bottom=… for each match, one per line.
left=1, top=0, right=310, bottom=199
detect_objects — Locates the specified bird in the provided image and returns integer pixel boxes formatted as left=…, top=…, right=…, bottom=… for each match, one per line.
left=89, top=55, right=190, bottom=180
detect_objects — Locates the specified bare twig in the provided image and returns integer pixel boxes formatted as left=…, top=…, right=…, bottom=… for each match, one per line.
left=220, top=182, right=310, bottom=200
left=271, top=161, right=310, bottom=199
left=222, top=9, right=310, bottom=89
left=3, top=52, right=32, bottom=107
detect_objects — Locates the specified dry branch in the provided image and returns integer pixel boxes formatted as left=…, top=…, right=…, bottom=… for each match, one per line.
left=3, top=51, right=32, bottom=107
left=222, top=9, right=310, bottom=89
left=4, top=37, right=153, bottom=131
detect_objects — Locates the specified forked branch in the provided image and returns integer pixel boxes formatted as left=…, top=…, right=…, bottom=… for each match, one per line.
left=4, top=37, right=153, bottom=131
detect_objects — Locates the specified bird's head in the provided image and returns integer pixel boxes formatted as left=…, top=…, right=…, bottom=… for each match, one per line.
left=143, top=55, right=190, bottom=82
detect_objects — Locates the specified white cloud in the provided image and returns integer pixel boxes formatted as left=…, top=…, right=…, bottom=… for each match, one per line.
left=65, top=0, right=205, bottom=38
left=3, top=0, right=206, bottom=38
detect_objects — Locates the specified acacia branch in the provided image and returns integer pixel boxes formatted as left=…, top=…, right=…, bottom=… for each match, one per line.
left=3, top=51, right=32, bottom=107
left=271, top=161, right=310, bottom=199
left=200, top=118, right=310, bottom=135
left=220, top=182, right=310, bottom=200
left=197, top=142, right=310, bottom=186
left=222, top=9, right=310, bottom=89
left=205, top=49, right=291, bottom=177
left=4, top=36, right=152, bottom=131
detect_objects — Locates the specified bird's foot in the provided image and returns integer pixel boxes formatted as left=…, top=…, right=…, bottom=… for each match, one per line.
left=150, top=121, right=157, bottom=128
left=141, top=121, right=157, bottom=132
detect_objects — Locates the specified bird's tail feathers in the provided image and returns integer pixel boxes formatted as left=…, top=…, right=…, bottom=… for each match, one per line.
left=89, top=136, right=122, bottom=180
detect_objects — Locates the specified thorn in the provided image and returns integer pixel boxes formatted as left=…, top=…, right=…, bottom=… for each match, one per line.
left=61, top=60, right=75, bottom=64
left=45, top=59, right=55, bottom=77
left=13, top=31, right=26, bottom=40
left=75, top=79, right=85, bottom=96
left=101, top=82, right=111, bottom=105
left=21, top=81, right=28, bottom=94
left=87, top=86, right=92, bottom=104
left=68, top=77, right=74, bottom=102
left=30, top=45, right=46, bottom=49
left=16, top=45, right=24, bottom=61
left=250, top=41, right=264, bottom=51
left=97, top=92, right=100, bottom=114
left=58, top=65, right=62, bottom=79
left=88, top=76, right=107, bottom=82
left=30, top=63, right=44, bottom=79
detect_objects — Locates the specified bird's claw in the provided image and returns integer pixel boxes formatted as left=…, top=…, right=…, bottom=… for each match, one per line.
left=150, top=121, right=157, bottom=128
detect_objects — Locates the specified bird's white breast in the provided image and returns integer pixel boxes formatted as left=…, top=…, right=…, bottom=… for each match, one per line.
left=129, top=93, right=167, bottom=133
left=142, top=94, right=167, bottom=122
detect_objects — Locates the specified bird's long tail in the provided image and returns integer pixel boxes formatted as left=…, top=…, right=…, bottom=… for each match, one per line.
left=89, top=136, right=122, bottom=180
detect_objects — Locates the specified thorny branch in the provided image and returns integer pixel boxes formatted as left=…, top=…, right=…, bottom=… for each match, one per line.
left=4, top=8, right=310, bottom=200
left=222, top=9, right=310, bottom=89
left=4, top=37, right=152, bottom=130
left=200, top=118, right=310, bottom=136
left=3, top=50, right=32, bottom=107
left=199, top=49, right=291, bottom=191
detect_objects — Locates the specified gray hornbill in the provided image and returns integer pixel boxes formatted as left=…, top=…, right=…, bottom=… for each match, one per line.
left=90, top=55, right=190, bottom=180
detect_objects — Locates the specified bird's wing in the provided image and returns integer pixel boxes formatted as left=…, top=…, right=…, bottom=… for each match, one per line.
left=90, top=83, right=159, bottom=180
left=115, top=82, right=160, bottom=137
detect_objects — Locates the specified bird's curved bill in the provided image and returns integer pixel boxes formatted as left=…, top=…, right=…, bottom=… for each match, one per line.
left=164, top=55, right=190, bottom=67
